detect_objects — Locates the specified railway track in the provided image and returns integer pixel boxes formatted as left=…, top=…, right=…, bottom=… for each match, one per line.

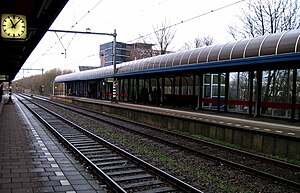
left=25, top=94, right=300, bottom=191
left=17, top=95, right=203, bottom=193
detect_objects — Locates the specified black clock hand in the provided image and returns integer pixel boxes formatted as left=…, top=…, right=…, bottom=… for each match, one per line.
left=9, top=18, right=15, bottom=28
left=13, top=19, right=22, bottom=28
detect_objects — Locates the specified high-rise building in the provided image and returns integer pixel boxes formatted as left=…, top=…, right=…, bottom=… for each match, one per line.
left=99, top=42, right=157, bottom=67
left=99, top=42, right=130, bottom=67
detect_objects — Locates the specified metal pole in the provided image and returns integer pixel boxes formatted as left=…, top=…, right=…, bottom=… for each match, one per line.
left=52, top=82, right=55, bottom=96
left=291, top=68, right=297, bottom=120
left=48, top=29, right=113, bottom=36
left=7, top=81, right=13, bottom=104
left=48, top=29, right=118, bottom=102
left=112, top=29, right=118, bottom=103
left=113, top=29, right=117, bottom=75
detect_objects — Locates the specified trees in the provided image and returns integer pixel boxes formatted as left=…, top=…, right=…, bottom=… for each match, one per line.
left=229, top=0, right=300, bottom=116
left=153, top=20, right=176, bottom=55
left=194, top=35, right=214, bottom=47
left=14, top=68, right=73, bottom=96
left=229, top=0, right=300, bottom=39
left=180, top=35, right=214, bottom=51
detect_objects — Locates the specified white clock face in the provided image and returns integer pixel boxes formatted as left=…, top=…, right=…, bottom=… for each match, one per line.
left=1, top=14, right=27, bottom=39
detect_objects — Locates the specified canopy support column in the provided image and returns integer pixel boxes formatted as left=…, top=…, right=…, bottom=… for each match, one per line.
left=291, top=68, right=297, bottom=121
left=255, top=70, right=262, bottom=117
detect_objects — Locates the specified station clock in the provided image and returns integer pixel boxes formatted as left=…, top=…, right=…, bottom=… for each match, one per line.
left=1, top=14, right=27, bottom=39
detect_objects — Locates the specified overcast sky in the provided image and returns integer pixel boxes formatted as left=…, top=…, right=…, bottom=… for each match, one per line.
left=17, top=0, right=247, bottom=80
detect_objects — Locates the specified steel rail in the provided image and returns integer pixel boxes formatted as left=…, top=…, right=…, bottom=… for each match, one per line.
left=27, top=94, right=300, bottom=190
left=17, top=94, right=203, bottom=193
left=16, top=96, right=126, bottom=193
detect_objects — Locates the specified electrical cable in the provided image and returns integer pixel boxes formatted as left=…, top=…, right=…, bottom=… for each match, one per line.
left=25, top=0, right=104, bottom=69
left=61, top=54, right=96, bottom=68
left=128, top=0, right=246, bottom=43
left=23, top=0, right=245, bottom=76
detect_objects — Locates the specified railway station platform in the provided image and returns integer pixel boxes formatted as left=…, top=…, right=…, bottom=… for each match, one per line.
left=52, top=95, right=300, bottom=160
left=54, top=95, right=300, bottom=138
left=0, top=95, right=106, bottom=193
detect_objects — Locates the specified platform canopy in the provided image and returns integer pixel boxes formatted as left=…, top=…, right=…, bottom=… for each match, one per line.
left=54, top=29, right=300, bottom=83
left=0, top=0, right=69, bottom=81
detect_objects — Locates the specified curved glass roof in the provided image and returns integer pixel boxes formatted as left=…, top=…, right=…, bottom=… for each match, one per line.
left=55, top=30, right=300, bottom=83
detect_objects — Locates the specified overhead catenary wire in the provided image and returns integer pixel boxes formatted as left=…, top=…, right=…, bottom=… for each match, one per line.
left=70, top=0, right=104, bottom=28
left=128, top=0, right=246, bottom=43
left=61, top=54, right=97, bottom=68
left=25, top=0, right=105, bottom=69
left=23, top=0, right=246, bottom=76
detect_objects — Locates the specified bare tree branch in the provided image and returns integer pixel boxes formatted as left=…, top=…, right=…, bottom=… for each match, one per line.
left=229, top=0, right=300, bottom=39
left=180, top=35, right=214, bottom=51
left=153, top=20, right=176, bottom=55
